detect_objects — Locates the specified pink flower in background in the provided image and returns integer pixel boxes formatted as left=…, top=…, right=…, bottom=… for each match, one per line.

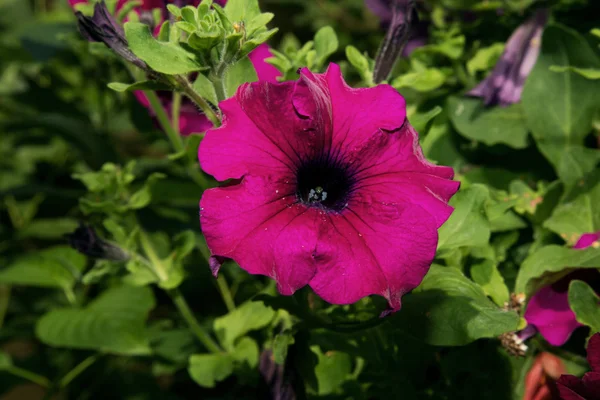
left=70, top=0, right=281, bottom=135
left=557, top=332, right=600, bottom=400
left=523, top=352, right=566, bottom=400
left=199, top=63, right=459, bottom=311
left=523, top=232, right=600, bottom=346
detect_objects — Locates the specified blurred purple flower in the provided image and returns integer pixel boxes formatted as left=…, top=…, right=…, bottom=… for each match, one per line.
left=66, top=223, right=130, bottom=261
left=259, top=350, right=297, bottom=400
left=557, top=332, right=600, bottom=400
left=523, top=232, right=600, bottom=347
left=75, top=1, right=148, bottom=71
left=468, top=9, right=549, bottom=107
left=366, top=0, right=428, bottom=58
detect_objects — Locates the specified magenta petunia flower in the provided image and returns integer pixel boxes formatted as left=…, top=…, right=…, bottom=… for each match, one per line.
left=557, top=332, right=600, bottom=400
left=199, top=64, right=459, bottom=311
left=468, top=9, right=548, bottom=107
left=523, top=232, right=600, bottom=347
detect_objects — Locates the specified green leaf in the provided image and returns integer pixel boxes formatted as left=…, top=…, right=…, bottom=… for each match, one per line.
left=272, top=331, right=295, bottom=365
left=188, top=353, right=234, bottom=388
left=18, top=218, right=79, bottom=239
left=467, top=43, right=504, bottom=75
left=36, top=285, right=155, bottom=355
left=394, top=266, right=520, bottom=346
left=569, top=280, right=600, bottom=332
left=544, top=169, right=600, bottom=239
left=345, top=45, right=372, bottom=85
left=408, top=106, right=442, bottom=134
left=213, top=301, right=276, bottom=350
left=550, top=65, right=600, bottom=80
left=470, top=260, right=509, bottom=306
left=515, top=245, right=600, bottom=295
left=392, top=68, right=447, bottom=92
left=125, top=22, right=206, bottom=74
left=231, top=337, right=259, bottom=367
left=521, top=24, right=600, bottom=175
left=108, top=81, right=171, bottom=92
left=438, top=185, right=491, bottom=251
left=0, top=351, right=12, bottom=370
left=447, top=97, right=529, bottom=149
left=0, top=246, right=86, bottom=290
left=313, top=347, right=352, bottom=396
left=224, top=0, right=260, bottom=21
left=224, top=55, right=258, bottom=98
left=313, top=26, right=338, bottom=67
left=192, top=73, right=218, bottom=105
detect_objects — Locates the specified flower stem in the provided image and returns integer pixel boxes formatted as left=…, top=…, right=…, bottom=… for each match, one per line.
left=209, top=73, right=228, bottom=103
left=168, top=288, right=222, bottom=353
left=172, top=75, right=221, bottom=127
left=5, top=366, right=50, bottom=387
left=198, top=236, right=236, bottom=311
left=59, top=354, right=99, bottom=389
left=144, top=90, right=184, bottom=153
left=216, top=276, right=236, bottom=312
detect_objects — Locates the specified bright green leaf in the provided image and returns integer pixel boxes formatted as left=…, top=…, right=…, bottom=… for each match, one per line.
left=36, top=285, right=155, bottom=355
left=438, top=185, right=491, bottom=251
left=550, top=65, right=600, bottom=80
left=125, top=22, right=206, bottom=74
left=108, top=81, right=171, bottom=92
left=393, top=68, right=447, bottom=92
left=192, top=73, right=218, bottom=105
left=312, top=347, right=352, bottom=396
left=515, top=245, right=600, bottom=295
left=393, top=266, right=519, bottom=346
left=313, top=26, right=338, bottom=67
left=447, top=97, right=529, bottom=149
left=470, top=260, right=510, bottom=306
left=569, top=280, right=600, bottom=332
left=188, top=353, right=234, bottom=388
left=273, top=331, right=295, bottom=365
left=224, top=55, right=258, bottom=98
left=521, top=24, right=600, bottom=174
left=213, top=301, right=275, bottom=350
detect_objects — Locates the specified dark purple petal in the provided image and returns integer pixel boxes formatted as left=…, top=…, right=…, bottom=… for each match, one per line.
left=468, top=9, right=548, bottom=107
left=587, top=333, right=600, bottom=372
left=373, top=0, right=416, bottom=83
left=259, top=350, right=297, bottom=400
left=66, top=223, right=130, bottom=262
left=76, top=1, right=148, bottom=71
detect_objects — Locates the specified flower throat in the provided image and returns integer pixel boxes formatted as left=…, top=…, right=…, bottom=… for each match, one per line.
left=295, top=158, right=354, bottom=212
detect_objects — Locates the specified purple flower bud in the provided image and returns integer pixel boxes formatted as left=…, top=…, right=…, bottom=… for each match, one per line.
left=468, top=9, right=549, bottom=107
left=372, top=0, right=417, bottom=83
left=258, top=349, right=297, bottom=400
left=66, top=223, right=130, bottom=262
left=75, top=1, right=148, bottom=71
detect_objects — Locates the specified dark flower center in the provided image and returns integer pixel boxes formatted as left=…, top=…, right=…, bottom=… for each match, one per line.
left=295, top=157, right=354, bottom=212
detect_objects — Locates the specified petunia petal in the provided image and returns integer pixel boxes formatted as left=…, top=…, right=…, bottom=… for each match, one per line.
left=574, top=232, right=600, bottom=249
left=557, top=375, right=590, bottom=400
left=298, top=64, right=407, bottom=159
left=309, top=196, right=439, bottom=310
left=200, top=175, right=319, bottom=295
left=582, top=371, right=600, bottom=398
left=587, top=333, right=600, bottom=372
left=524, top=285, right=583, bottom=346
left=248, top=43, right=282, bottom=83
left=200, top=81, right=319, bottom=181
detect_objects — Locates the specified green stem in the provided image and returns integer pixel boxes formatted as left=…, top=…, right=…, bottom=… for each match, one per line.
left=209, top=73, right=228, bottom=103
left=198, top=237, right=236, bottom=311
left=138, top=229, right=169, bottom=282
left=6, top=366, right=50, bottom=387
left=216, top=277, right=236, bottom=312
left=59, top=355, right=99, bottom=389
left=0, top=285, right=10, bottom=330
left=171, top=92, right=182, bottom=132
left=168, top=288, right=222, bottom=353
left=172, top=75, right=221, bottom=127
left=144, top=90, right=184, bottom=153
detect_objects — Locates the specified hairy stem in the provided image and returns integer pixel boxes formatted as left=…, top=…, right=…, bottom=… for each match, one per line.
left=144, top=90, right=184, bottom=153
